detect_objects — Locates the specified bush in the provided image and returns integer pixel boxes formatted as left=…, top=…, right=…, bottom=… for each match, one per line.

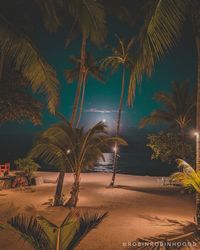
left=14, top=158, right=40, bottom=185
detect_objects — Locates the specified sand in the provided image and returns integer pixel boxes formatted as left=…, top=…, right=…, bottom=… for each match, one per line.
left=0, top=172, right=195, bottom=250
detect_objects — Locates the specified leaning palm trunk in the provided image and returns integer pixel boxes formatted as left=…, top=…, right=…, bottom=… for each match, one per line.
left=0, top=53, right=4, bottom=80
left=180, top=128, right=186, bottom=160
left=196, top=36, right=200, bottom=226
left=110, top=65, right=126, bottom=187
left=65, top=174, right=80, bottom=208
left=70, top=33, right=87, bottom=127
left=54, top=170, right=65, bottom=206
left=76, top=69, right=88, bottom=128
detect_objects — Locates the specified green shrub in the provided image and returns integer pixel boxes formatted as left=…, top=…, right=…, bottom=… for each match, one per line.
left=14, top=158, right=40, bottom=185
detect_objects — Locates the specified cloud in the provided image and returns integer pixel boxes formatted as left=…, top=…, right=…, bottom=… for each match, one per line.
left=84, top=108, right=122, bottom=113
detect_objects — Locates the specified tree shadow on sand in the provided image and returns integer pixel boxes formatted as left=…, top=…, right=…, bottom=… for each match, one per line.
left=131, top=215, right=200, bottom=249
left=114, top=185, right=182, bottom=196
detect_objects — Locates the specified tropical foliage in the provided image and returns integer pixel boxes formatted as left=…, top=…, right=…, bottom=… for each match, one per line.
left=127, top=0, right=189, bottom=105
left=65, top=53, right=104, bottom=127
left=171, top=159, right=200, bottom=193
left=0, top=210, right=107, bottom=250
left=37, top=0, right=107, bottom=126
left=101, top=36, right=134, bottom=186
left=140, top=81, right=196, bottom=131
left=14, top=158, right=40, bottom=185
left=147, top=133, right=194, bottom=164
left=29, top=121, right=127, bottom=207
left=0, top=1, right=59, bottom=114
left=0, top=65, right=42, bottom=125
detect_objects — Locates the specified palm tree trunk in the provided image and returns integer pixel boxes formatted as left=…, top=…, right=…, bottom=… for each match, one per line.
left=70, top=33, right=87, bottom=127
left=180, top=128, right=185, bottom=160
left=54, top=170, right=65, bottom=206
left=76, top=69, right=88, bottom=128
left=0, top=53, right=4, bottom=80
left=65, top=174, right=80, bottom=208
left=110, top=65, right=126, bottom=187
left=196, top=36, right=200, bottom=226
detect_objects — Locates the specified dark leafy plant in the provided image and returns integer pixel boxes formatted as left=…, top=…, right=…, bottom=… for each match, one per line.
left=14, top=158, right=40, bottom=185
left=147, top=133, right=195, bottom=165
left=0, top=210, right=108, bottom=250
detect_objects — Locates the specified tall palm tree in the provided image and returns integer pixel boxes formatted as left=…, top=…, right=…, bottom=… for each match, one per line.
left=101, top=36, right=134, bottom=187
left=65, top=53, right=105, bottom=127
left=30, top=121, right=127, bottom=208
left=140, top=81, right=196, bottom=159
left=37, top=0, right=106, bottom=126
left=0, top=211, right=107, bottom=250
left=126, top=0, right=200, bottom=225
left=67, top=0, right=106, bottom=127
left=0, top=1, right=59, bottom=114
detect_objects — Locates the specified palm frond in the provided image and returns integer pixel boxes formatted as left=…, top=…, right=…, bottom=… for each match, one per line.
left=128, top=0, right=187, bottom=105
left=0, top=214, right=50, bottom=250
left=67, top=211, right=108, bottom=249
left=0, top=15, right=59, bottom=113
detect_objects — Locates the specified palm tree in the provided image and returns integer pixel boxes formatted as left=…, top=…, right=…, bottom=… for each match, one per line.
left=0, top=1, right=59, bottom=114
left=29, top=121, right=74, bottom=206
left=125, top=0, right=200, bottom=225
left=37, top=0, right=106, bottom=126
left=140, top=81, right=196, bottom=159
left=101, top=36, right=134, bottom=187
left=65, top=53, right=105, bottom=127
left=0, top=211, right=107, bottom=250
left=30, top=121, right=127, bottom=208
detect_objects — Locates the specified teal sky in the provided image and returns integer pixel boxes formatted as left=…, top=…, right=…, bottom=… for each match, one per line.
left=0, top=23, right=196, bottom=136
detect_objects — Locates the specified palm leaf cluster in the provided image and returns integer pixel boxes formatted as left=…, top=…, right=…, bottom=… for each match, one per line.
left=0, top=1, right=59, bottom=114
left=30, top=121, right=127, bottom=173
left=66, top=0, right=106, bottom=45
left=65, top=53, right=104, bottom=84
left=171, top=159, right=200, bottom=193
left=0, top=64, right=42, bottom=125
left=140, top=81, right=196, bottom=130
left=0, top=210, right=107, bottom=250
left=0, top=214, right=50, bottom=250
left=101, top=36, right=134, bottom=72
left=128, top=0, right=187, bottom=105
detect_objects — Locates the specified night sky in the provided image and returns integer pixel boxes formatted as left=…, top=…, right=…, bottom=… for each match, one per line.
left=0, top=1, right=197, bottom=172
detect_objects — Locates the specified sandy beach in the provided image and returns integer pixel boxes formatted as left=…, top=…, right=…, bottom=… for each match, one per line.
left=0, top=172, right=195, bottom=250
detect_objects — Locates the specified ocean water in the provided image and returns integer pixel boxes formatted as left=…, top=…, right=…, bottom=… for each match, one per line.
left=93, top=153, right=175, bottom=177
left=0, top=134, right=176, bottom=177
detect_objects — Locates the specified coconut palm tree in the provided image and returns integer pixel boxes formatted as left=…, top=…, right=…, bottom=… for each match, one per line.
left=0, top=1, right=59, bottom=114
left=140, top=81, right=196, bottom=159
left=29, top=121, right=74, bottom=206
left=65, top=53, right=105, bottom=127
left=0, top=210, right=107, bottom=250
left=101, top=36, right=134, bottom=187
left=37, top=0, right=106, bottom=126
left=126, top=0, right=200, bottom=225
left=30, top=121, right=127, bottom=207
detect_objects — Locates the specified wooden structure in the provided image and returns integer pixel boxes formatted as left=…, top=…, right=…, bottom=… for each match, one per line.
left=0, top=163, right=10, bottom=175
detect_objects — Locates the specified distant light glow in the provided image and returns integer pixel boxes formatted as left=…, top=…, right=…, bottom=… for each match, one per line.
left=67, top=149, right=71, bottom=155
left=102, top=119, right=106, bottom=123
left=113, top=145, right=118, bottom=153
